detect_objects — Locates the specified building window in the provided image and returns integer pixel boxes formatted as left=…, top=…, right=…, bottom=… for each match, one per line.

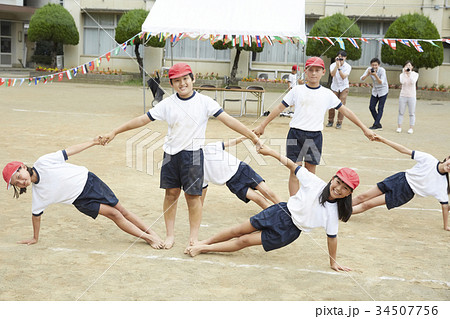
left=83, top=13, right=140, bottom=57
left=0, top=20, right=12, bottom=66
left=164, top=39, right=230, bottom=61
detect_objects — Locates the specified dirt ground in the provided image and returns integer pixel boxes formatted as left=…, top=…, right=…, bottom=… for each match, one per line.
left=0, top=81, right=449, bottom=303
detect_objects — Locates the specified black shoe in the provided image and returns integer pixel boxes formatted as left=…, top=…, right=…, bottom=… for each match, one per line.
left=369, top=125, right=377, bottom=130
left=263, top=111, right=270, bottom=116
left=326, top=121, right=333, bottom=127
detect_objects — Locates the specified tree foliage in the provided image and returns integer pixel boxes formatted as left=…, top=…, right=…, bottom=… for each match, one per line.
left=115, top=9, right=166, bottom=76
left=381, top=13, right=443, bottom=69
left=28, top=3, right=79, bottom=45
left=306, top=13, right=361, bottom=61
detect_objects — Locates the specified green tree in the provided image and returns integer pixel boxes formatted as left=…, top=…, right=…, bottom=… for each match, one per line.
left=28, top=3, right=79, bottom=68
left=115, top=9, right=166, bottom=77
left=306, top=13, right=362, bottom=61
left=213, top=39, right=264, bottom=83
left=381, top=13, right=443, bottom=69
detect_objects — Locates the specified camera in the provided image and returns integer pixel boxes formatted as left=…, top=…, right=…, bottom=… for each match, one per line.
left=370, top=68, right=375, bottom=73
left=336, top=58, right=343, bottom=61
left=406, top=68, right=411, bottom=72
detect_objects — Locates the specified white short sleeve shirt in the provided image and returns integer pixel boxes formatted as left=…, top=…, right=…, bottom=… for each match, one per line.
left=288, top=73, right=298, bottom=89
left=287, top=166, right=339, bottom=236
left=148, top=92, right=223, bottom=155
left=202, top=142, right=241, bottom=186
left=282, top=85, right=342, bottom=131
left=406, top=151, right=449, bottom=204
left=32, top=150, right=89, bottom=216
left=330, top=62, right=351, bottom=92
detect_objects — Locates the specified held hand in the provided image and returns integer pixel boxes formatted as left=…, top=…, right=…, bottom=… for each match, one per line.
left=253, top=126, right=264, bottom=137
left=364, top=129, right=376, bottom=141
left=373, top=134, right=385, bottom=143
left=254, top=138, right=264, bottom=152
left=18, top=238, right=38, bottom=245
left=257, top=144, right=274, bottom=156
left=330, top=261, right=352, bottom=272
left=100, top=132, right=116, bottom=145
left=93, top=135, right=102, bottom=145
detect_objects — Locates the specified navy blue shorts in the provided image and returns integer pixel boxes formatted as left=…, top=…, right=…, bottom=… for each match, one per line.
left=377, top=172, right=415, bottom=209
left=250, top=202, right=301, bottom=252
left=160, top=149, right=204, bottom=196
left=72, top=172, right=119, bottom=219
left=286, top=128, right=323, bottom=165
left=226, top=162, right=264, bottom=203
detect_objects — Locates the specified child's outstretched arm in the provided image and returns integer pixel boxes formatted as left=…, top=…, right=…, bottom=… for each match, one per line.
left=216, top=113, right=261, bottom=149
left=258, top=145, right=298, bottom=175
left=223, top=136, right=247, bottom=148
left=65, top=136, right=101, bottom=157
left=101, top=114, right=151, bottom=145
left=327, top=237, right=351, bottom=272
left=338, top=105, right=375, bottom=141
left=18, top=214, right=41, bottom=245
left=253, top=102, right=286, bottom=137
left=374, top=134, right=413, bottom=156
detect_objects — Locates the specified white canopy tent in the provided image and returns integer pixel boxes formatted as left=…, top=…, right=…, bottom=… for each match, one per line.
left=140, top=0, right=306, bottom=111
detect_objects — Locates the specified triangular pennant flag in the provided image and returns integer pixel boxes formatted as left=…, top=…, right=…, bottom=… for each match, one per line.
left=347, top=38, right=359, bottom=49
left=444, top=39, right=450, bottom=45
left=324, top=37, right=334, bottom=45
left=72, top=68, right=77, bottom=77
left=130, top=36, right=136, bottom=45
left=410, top=40, right=423, bottom=52
left=139, top=32, right=145, bottom=40
left=95, top=58, right=100, bottom=67
left=314, top=37, right=323, bottom=44
left=81, top=64, right=88, bottom=74
left=7, top=78, right=11, bottom=87
left=89, top=61, right=95, bottom=71
left=28, top=78, right=33, bottom=85
left=146, top=32, right=151, bottom=40
left=0, top=78, right=4, bottom=86
left=58, top=73, right=64, bottom=81
left=121, top=42, right=127, bottom=51
left=105, top=52, right=111, bottom=62
left=19, top=78, right=25, bottom=86
left=255, top=35, right=262, bottom=48
left=114, top=46, right=121, bottom=55
left=264, top=36, right=273, bottom=45
left=49, top=75, right=54, bottom=82
left=43, top=76, right=47, bottom=84
left=399, top=39, right=411, bottom=47
left=424, top=40, right=439, bottom=47
left=35, top=78, right=40, bottom=85
left=66, top=70, right=72, bottom=80
left=383, top=39, right=396, bottom=50
left=12, top=79, right=17, bottom=87
left=336, top=38, right=345, bottom=50
left=360, top=37, right=369, bottom=43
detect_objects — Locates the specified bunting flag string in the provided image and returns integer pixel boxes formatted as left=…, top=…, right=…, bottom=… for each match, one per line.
left=1, top=31, right=448, bottom=88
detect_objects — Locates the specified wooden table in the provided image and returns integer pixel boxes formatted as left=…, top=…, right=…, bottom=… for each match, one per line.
left=194, top=86, right=265, bottom=117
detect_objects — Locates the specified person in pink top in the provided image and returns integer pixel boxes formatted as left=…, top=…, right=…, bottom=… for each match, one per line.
left=397, top=61, right=419, bottom=134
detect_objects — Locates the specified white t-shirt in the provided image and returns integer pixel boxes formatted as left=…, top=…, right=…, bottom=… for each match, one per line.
left=288, top=73, right=298, bottom=89
left=330, top=61, right=351, bottom=92
left=287, top=166, right=339, bottom=236
left=147, top=91, right=223, bottom=155
left=406, top=151, right=449, bottom=204
left=202, top=141, right=241, bottom=187
left=282, top=85, right=342, bottom=131
left=32, top=150, right=89, bottom=216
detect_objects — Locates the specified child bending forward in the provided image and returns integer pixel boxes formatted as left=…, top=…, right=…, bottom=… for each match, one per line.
left=187, top=145, right=360, bottom=272
left=2, top=137, right=163, bottom=248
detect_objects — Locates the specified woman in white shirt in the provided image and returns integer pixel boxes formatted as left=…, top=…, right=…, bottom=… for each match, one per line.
left=397, top=61, right=419, bottom=134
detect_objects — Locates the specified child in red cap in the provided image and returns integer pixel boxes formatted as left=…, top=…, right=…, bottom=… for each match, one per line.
left=100, top=62, right=261, bottom=251
left=254, top=56, right=374, bottom=197
left=3, top=137, right=164, bottom=248
left=187, top=144, right=359, bottom=272
left=352, top=135, right=450, bottom=231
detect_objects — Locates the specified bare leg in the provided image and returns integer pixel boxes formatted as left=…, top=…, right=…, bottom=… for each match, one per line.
left=187, top=220, right=261, bottom=257
left=255, top=182, right=282, bottom=205
left=163, top=188, right=181, bottom=249
left=246, top=188, right=271, bottom=209
left=184, top=193, right=203, bottom=249
left=352, top=186, right=386, bottom=214
left=98, top=204, right=164, bottom=249
left=114, top=202, right=163, bottom=242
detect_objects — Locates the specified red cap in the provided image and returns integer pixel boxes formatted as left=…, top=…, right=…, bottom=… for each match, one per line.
left=3, top=161, right=23, bottom=190
left=292, top=65, right=297, bottom=71
left=305, top=56, right=325, bottom=69
left=168, top=63, right=193, bottom=79
left=336, top=167, right=359, bottom=190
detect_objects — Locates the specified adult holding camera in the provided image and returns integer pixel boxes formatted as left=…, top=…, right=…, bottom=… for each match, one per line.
left=360, top=58, right=389, bottom=130
left=327, top=51, right=352, bottom=129
left=397, top=61, right=419, bottom=134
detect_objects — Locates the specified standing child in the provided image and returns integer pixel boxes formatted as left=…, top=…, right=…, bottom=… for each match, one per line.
left=397, top=61, right=419, bottom=134
left=352, top=135, right=449, bottom=231
left=254, top=56, right=374, bottom=196
left=101, top=63, right=261, bottom=250
left=2, top=137, right=164, bottom=248
left=187, top=145, right=360, bottom=272
left=202, top=136, right=282, bottom=209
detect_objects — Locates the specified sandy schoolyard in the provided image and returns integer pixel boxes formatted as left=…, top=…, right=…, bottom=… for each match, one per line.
left=0, top=82, right=449, bottom=303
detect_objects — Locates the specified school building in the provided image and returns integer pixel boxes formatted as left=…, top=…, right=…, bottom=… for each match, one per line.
left=1, top=0, right=450, bottom=87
